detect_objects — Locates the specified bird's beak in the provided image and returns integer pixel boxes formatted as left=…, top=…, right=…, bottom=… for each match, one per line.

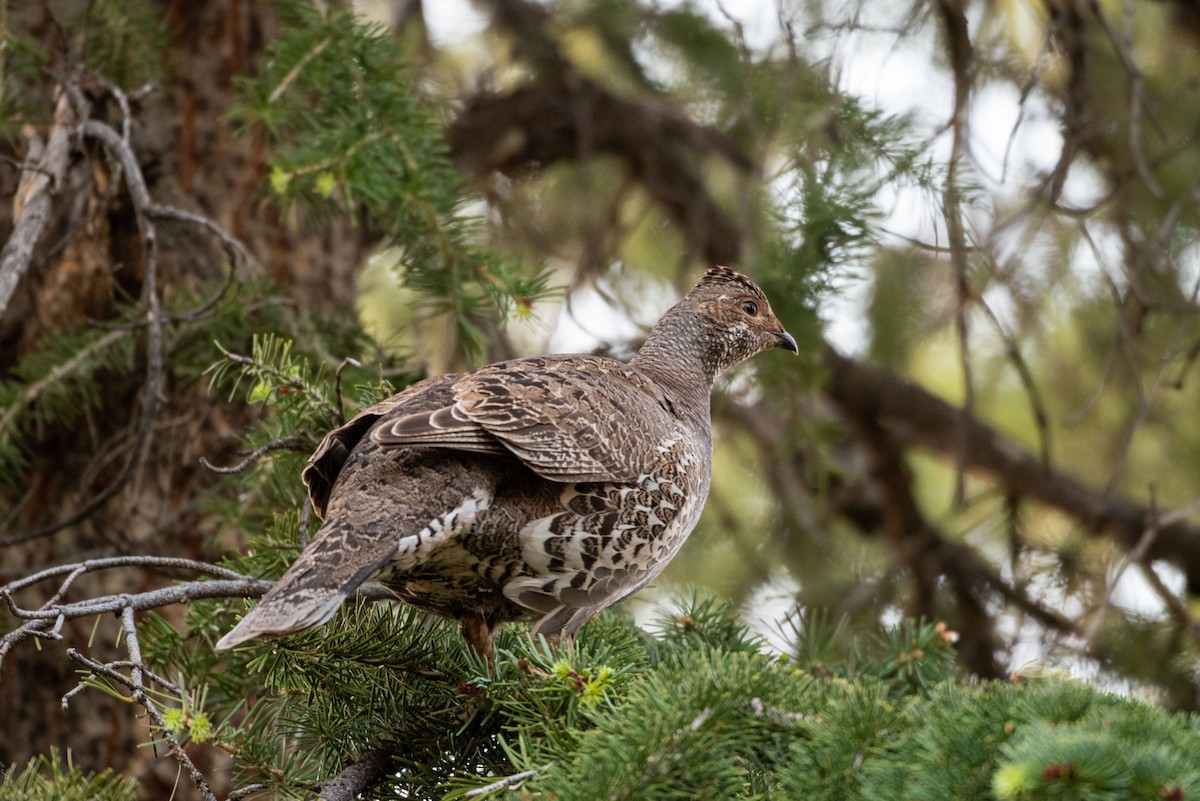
left=774, top=330, right=799, bottom=354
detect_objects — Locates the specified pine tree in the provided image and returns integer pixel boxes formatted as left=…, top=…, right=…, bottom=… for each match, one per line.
left=6, top=0, right=1200, bottom=798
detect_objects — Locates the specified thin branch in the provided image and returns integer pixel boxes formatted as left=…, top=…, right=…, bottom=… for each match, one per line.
left=1092, top=0, right=1164, bottom=198
left=268, top=35, right=332, bottom=104
left=200, top=433, right=314, bottom=475
left=120, top=605, right=218, bottom=800
left=935, top=0, right=975, bottom=508
left=0, top=328, right=128, bottom=445
left=1082, top=495, right=1161, bottom=648
left=1, top=118, right=168, bottom=546
left=464, top=767, right=543, bottom=797
left=146, top=202, right=252, bottom=322
left=0, top=577, right=271, bottom=662
left=334, top=358, right=362, bottom=426
left=3, top=555, right=249, bottom=595
left=59, top=606, right=225, bottom=801
left=975, top=293, right=1053, bottom=470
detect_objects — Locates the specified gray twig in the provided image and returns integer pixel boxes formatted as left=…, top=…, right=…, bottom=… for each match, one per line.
left=1, top=114, right=170, bottom=546
left=334, top=357, right=362, bottom=426
left=200, top=433, right=313, bottom=474
left=0, top=577, right=271, bottom=662
left=3, top=555, right=249, bottom=595
left=62, top=607, right=219, bottom=801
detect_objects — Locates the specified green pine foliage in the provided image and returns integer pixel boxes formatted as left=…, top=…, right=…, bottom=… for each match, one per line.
left=138, top=566, right=1200, bottom=801
left=0, top=327, right=136, bottom=483
left=74, top=0, right=168, bottom=89
left=233, top=0, right=555, bottom=359
left=0, top=749, right=137, bottom=801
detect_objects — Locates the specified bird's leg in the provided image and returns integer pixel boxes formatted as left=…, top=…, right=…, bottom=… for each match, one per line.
left=460, top=614, right=495, bottom=668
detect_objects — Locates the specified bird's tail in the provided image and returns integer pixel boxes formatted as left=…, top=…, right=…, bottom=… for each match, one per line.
left=214, top=583, right=346, bottom=651
left=214, top=517, right=389, bottom=651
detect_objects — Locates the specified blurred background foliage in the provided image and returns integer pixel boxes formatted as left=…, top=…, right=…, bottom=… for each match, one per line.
left=7, top=0, right=1200, bottom=791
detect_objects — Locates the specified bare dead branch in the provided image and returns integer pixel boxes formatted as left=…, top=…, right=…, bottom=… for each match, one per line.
left=3, top=554, right=248, bottom=596
left=448, top=0, right=754, bottom=266
left=145, top=202, right=252, bottom=322
left=464, top=768, right=543, bottom=798
left=1082, top=501, right=1161, bottom=648
left=334, top=358, right=362, bottom=426
left=59, top=607, right=220, bottom=801
left=0, top=577, right=271, bottom=662
left=0, top=86, right=78, bottom=319
left=199, top=433, right=314, bottom=475
left=975, top=293, right=1053, bottom=470
left=1092, top=0, right=1164, bottom=198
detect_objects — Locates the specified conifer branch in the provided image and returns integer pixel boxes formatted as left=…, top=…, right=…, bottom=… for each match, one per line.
left=60, top=608, right=219, bottom=801
left=0, top=328, right=128, bottom=445
left=314, top=747, right=397, bottom=801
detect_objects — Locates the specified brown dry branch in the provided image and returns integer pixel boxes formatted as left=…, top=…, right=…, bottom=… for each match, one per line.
left=452, top=0, right=752, bottom=266
left=450, top=76, right=750, bottom=266
left=740, top=395, right=1079, bottom=634
left=821, top=346, right=1200, bottom=592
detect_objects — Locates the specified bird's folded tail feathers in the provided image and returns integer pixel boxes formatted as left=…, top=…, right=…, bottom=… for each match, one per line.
left=215, top=512, right=404, bottom=651
left=214, top=585, right=347, bottom=651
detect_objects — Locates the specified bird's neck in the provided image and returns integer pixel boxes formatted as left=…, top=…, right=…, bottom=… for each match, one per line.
left=630, top=313, right=717, bottom=424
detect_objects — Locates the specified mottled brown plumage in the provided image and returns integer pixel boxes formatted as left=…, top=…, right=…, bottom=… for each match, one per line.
left=215, top=267, right=796, bottom=655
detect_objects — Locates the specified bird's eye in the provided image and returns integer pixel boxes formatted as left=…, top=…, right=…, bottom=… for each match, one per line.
left=740, top=300, right=758, bottom=316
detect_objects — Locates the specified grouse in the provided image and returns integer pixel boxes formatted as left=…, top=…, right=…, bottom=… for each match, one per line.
left=215, top=266, right=797, bottom=655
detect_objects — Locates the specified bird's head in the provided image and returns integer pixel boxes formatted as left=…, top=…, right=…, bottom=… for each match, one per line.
left=680, top=265, right=798, bottom=374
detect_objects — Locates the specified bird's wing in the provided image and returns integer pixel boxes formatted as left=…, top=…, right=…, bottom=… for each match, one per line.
left=302, top=373, right=466, bottom=519
left=370, top=355, right=677, bottom=483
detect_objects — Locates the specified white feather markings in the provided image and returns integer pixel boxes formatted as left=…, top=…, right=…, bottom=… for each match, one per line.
left=394, top=486, right=493, bottom=565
